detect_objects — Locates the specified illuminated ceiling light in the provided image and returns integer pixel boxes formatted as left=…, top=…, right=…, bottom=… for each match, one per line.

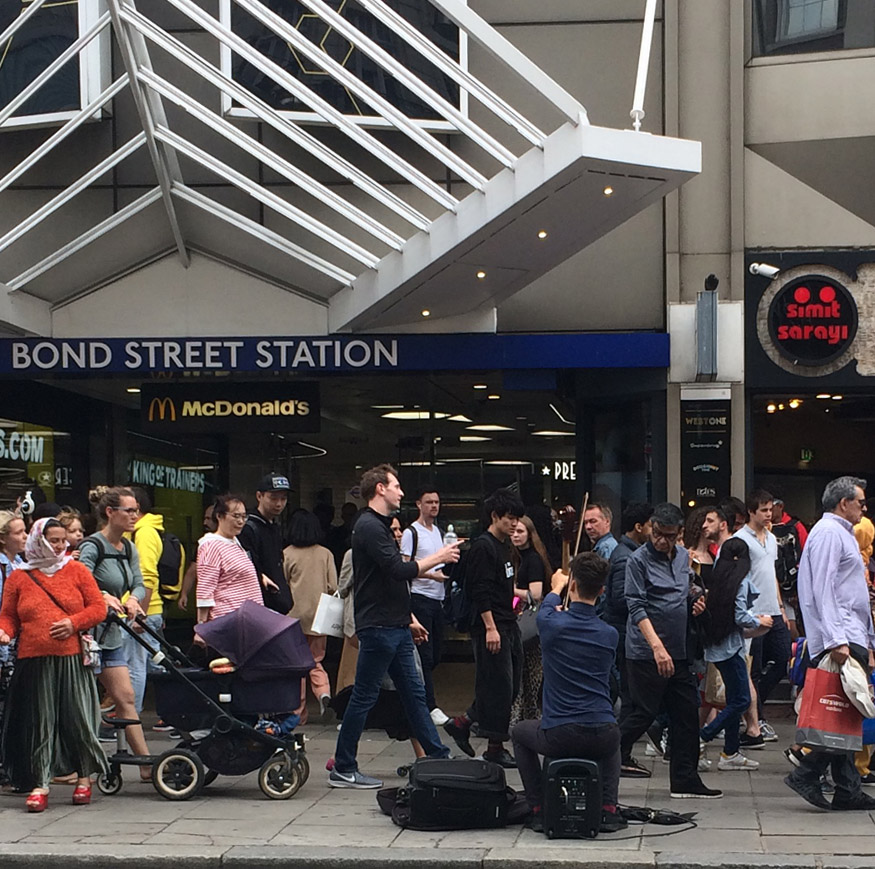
left=486, top=460, right=532, bottom=466
left=537, top=230, right=548, bottom=239
left=777, top=404, right=785, bottom=411
left=447, top=415, right=473, bottom=423
left=531, top=430, right=576, bottom=437
left=816, top=394, right=831, bottom=399
left=603, top=186, right=614, bottom=196
left=473, top=384, right=488, bottom=390
left=788, top=399, right=802, bottom=409
left=688, top=500, right=696, bottom=508
left=399, top=461, right=445, bottom=467
left=382, top=411, right=451, bottom=420
left=487, top=394, right=500, bottom=400
left=126, top=387, right=141, bottom=394
left=460, top=435, right=491, bottom=442
left=516, top=416, right=527, bottom=421
left=441, top=457, right=484, bottom=462
left=372, top=404, right=404, bottom=409
left=476, top=270, right=487, bottom=280
left=832, top=394, right=843, bottom=400
left=421, top=309, right=431, bottom=317
left=766, top=404, right=776, bottom=413
left=466, top=424, right=515, bottom=432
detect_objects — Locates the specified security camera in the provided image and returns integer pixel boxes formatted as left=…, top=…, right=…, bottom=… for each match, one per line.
left=749, top=262, right=780, bottom=279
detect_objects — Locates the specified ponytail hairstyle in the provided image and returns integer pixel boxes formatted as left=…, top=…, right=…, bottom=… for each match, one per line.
left=703, top=537, right=752, bottom=646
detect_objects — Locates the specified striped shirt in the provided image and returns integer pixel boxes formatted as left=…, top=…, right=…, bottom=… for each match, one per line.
left=196, top=533, right=263, bottom=621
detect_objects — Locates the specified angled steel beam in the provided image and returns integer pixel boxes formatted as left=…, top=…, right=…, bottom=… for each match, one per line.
left=0, top=0, right=50, bottom=46
left=7, top=189, right=164, bottom=291
left=291, top=0, right=521, bottom=158
left=138, top=69, right=404, bottom=250
left=429, top=0, right=587, bottom=125
left=0, top=76, right=129, bottom=195
left=243, top=0, right=516, bottom=171
left=155, top=125, right=379, bottom=268
left=106, top=0, right=189, bottom=266
left=0, top=10, right=111, bottom=126
left=0, top=285, right=52, bottom=336
left=163, top=0, right=457, bottom=210
left=120, top=4, right=430, bottom=231
left=172, top=183, right=355, bottom=286
left=355, top=0, right=546, bottom=145
left=0, top=133, right=147, bottom=256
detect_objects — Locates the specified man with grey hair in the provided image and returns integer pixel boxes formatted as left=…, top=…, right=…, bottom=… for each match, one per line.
left=618, top=503, right=721, bottom=799
left=785, top=476, right=875, bottom=811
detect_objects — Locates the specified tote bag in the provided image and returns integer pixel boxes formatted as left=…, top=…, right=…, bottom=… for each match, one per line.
left=796, top=662, right=863, bottom=753
left=311, top=591, right=345, bottom=638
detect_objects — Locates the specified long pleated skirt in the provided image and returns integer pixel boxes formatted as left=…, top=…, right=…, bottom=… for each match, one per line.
left=1, top=654, right=108, bottom=790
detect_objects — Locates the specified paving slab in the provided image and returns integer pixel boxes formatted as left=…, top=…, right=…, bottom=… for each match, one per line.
left=761, top=836, right=875, bottom=855
left=656, top=854, right=817, bottom=869
left=483, top=847, right=656, bottom=869
left=222, top=845, right=485, bottom=868
left=0, top=844, right=224, bottom=868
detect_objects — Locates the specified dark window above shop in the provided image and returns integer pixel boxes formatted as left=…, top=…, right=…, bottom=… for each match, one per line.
left=752, top=0, right=875, bottom=56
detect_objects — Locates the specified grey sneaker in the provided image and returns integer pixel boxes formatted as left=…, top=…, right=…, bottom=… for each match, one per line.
left=328, top=769, right=383, bottom=789
left=759, top=720, right=778, bottom=742
left=718, top=752, right=760, bottom=771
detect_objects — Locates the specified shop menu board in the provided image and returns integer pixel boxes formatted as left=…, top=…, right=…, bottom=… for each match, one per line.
left=680, top=401, right=731, bottom=507
left=0, top=417, right=71, bottom=510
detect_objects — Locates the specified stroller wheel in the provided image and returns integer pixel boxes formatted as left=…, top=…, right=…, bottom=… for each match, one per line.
left=203, top=769, right=219, bottom=787
left=259, top=753, right=301, bottom=800
left=294, top=753, right=310, bottom=784
left=396, top=764, right=411, bottom=777
left=96, top=771, right=123, bottom=795
left=152, top=749, right=205, bottom=801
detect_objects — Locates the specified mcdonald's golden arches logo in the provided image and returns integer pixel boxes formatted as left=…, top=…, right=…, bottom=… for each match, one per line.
left=148, top=397, right=177, bottom=422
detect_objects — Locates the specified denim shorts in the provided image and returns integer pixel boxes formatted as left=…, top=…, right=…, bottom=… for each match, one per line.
left=97, top=644, right=128, bottom=673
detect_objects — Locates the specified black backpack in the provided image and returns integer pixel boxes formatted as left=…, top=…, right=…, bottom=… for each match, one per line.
left=79, top=534, right=135, bottom=575
left=772, top=517, right=804, bottom=593
left=377, top=758, right=527, bottom=831
left=442, top=542, right=475, bottom=633
left=133, top=528, right=184, bottom=602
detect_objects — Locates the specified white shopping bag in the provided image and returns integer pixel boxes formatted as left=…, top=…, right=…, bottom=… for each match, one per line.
left=311, top=591, right=345, bottom=637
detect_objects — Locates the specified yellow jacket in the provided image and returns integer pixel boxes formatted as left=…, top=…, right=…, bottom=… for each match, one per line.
left=127, top=513, right=166, bottom=617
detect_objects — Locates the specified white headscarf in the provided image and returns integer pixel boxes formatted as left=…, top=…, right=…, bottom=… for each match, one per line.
left=17, top=517, right=72, bottom=576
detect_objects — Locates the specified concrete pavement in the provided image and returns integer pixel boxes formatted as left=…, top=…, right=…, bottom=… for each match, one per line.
left=0, top=709, right=873, bottom=868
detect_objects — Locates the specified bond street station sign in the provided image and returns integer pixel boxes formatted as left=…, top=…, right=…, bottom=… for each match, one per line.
left=142, top=382, right=319, bottom=434
left=768, top=276, right=857, bottom=367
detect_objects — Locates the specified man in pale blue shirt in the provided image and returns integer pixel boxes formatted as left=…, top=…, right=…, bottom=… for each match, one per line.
left=733, top=489, right=789, bottom=746
left=786, top=476, right=875, bottom=812
left=584, top=504, right=617, bottom=560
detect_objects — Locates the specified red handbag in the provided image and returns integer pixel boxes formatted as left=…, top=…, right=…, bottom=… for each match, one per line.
left=796, top=665, right=863, bottom=753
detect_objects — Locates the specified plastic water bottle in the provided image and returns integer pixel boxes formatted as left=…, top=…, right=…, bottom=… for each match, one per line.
left=443, top=524, right=458, bottom=546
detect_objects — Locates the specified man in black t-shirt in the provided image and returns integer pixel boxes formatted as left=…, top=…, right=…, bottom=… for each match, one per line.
left=444, top=489, right=526, bottom=768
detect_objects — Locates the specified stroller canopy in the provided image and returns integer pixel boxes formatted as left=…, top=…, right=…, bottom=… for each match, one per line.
left=195, top=600, right=315, bottom=680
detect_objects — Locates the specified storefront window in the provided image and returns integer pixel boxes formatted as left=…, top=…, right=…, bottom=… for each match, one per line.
left=0, top=417, right=73, bottom=510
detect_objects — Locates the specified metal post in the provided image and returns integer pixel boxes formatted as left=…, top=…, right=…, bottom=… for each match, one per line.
left=631, top=0, right=659, bottom=131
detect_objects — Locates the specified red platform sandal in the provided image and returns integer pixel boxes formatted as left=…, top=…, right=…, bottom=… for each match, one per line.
left=72, top=785, right=92, bottom=805
left=25, top=791, right=48, bottom=813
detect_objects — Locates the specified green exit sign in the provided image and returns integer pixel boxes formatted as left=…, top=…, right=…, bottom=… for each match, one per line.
left=801, top=448, right=815, bottom=463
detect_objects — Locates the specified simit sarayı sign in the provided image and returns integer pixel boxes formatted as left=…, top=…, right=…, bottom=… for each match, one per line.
left=768, top=276, right=857, bottom=366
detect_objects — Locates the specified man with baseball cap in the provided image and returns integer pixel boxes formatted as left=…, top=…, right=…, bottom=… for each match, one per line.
left=239, top=473, right=293, bottom=614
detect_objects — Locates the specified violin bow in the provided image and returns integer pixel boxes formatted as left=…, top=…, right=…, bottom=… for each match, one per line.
left=565, top=491, right=589, bottom=607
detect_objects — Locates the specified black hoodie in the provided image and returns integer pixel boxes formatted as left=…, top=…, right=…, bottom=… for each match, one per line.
left=238, top=511, right=293, bottom=614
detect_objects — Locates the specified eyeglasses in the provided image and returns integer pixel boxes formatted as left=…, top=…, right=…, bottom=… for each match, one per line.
left=228, top=512, right=248, bottom=520
left=651, top=527, right=680, bottom=542
left=110, top=507, right=139, bottom=515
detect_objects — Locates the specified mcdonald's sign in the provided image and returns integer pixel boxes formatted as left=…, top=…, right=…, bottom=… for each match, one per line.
left=147, top=397, right=177, bottom=422
left=141, top=382, right=319, bottom=433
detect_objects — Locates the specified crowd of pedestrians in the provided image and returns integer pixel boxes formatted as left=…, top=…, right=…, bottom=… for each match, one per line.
left=1, top=466, right=874, bottom=831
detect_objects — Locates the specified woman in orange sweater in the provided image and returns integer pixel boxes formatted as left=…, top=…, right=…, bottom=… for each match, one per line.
left=0, top=518, right=108, bottom=812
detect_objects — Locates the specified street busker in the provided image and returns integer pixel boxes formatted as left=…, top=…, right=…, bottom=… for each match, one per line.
left=699, top=538, right=772, bottom=770
left=511, top=552, right=627, bottom=835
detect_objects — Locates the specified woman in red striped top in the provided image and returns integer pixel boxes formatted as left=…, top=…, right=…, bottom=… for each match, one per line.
left=196, top=494, right=268, bottom=624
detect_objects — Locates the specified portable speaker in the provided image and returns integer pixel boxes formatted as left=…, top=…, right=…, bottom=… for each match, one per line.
left=542, top=758, right=602, bottom=839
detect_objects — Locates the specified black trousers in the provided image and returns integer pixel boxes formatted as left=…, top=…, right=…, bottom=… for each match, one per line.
left=410, top=594, right=443, bottom=711
left=749, top=616, right=791, bottom=719
left=467, top=623, right=522, bottom=742
left=512, top=719, right=620, bottom=809
left=619, top=658, right=701, bottom=790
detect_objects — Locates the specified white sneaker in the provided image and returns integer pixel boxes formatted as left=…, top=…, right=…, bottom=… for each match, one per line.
left=698, top=747, right=712, bottom=772
left=718, top=752, right=760, bottom=771
left=645, top=742, right=659, bottom=757
left=430, top=707, right=450, bottom=726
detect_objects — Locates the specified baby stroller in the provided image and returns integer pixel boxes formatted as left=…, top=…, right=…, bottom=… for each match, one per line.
left=102, top=601, right=314, bottom=801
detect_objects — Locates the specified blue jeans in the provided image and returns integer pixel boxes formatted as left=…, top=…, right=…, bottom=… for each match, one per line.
left=334, top=627, right=450, bottom=773
left=700, top=651, right=750, bottom=756
left=122, top=613, right=164, bottom=713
